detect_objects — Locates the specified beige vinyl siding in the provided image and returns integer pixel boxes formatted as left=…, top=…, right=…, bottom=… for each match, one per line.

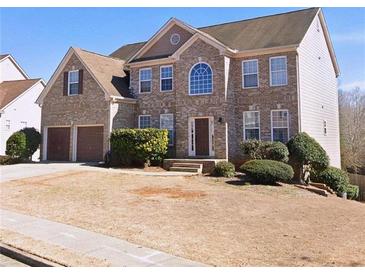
left=297, top=14, right=341, bottom=167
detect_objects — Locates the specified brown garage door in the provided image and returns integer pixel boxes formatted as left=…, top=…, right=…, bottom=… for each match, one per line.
left=47, top=127, right=70, bottom=161
left=77, top=126, right=104, bottom=162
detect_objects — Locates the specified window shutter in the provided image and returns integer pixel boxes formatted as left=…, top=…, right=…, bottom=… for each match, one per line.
left=78, top=69, right=83, bottom=94
left=63, top=71, right=68, bottom=96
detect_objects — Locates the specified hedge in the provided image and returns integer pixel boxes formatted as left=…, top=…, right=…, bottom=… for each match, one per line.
left=240, top=159, right=294, bottom=184
left=214, top=161, right=235, bottom=177
left=240, top=140, right=289, bottom=163
left=110, top=128, right=168, bottom=166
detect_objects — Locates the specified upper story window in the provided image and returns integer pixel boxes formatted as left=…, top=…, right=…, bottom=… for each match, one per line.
left=138, top=115, right=151, bottom=129
left=189, top=62, right=213, bottom=95
left=68, top=70, right=79, bottom=95
left=270, top=56, right=288, bottom=87
left=160, top=65, right=173, bottom=92
left=5, top=120, right=10, bottom=130
left=323, top=120, right=327, bottom=136
left=139, top=68, right=152, bottom=93
left=160, top=114, right=174, bottom=146
left=271, top=110, right=289, bottom=143
left=20, top=121, right=27, bottom=128
left=242, top=60, right=259, bottom=88
left=243, top=111, right=260, bottom=140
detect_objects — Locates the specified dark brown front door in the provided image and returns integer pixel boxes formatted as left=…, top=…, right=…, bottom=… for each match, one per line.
left=195, top=118, right=210, bottom=156
left=47, top=127, right=70, bottom=161
left=77, top=126, right=104, bottom=162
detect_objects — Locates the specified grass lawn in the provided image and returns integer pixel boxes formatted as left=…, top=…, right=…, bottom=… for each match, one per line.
left=1, top=169, right=364, bottom=266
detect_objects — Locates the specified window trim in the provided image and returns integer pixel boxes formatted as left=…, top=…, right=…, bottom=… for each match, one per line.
left=243, top=111, right=260, bottom=141
left=270, top=109, right=290, bottom=142
left=188, top=62, right=213, bottom=96
left=269, top=56, right=288, bottom=87
left=5, top=119, right=11, bottom=130
left=139, top=68, right=152, bottom=94
left=68, top=70, right=79, bottom=96
left=138, top=114, right=151, bottom=129
left=160, top=113, right=174, bottom=146
left=160, top=65, right=173, bottom=92
left=242, top=59, right=259, bottom=89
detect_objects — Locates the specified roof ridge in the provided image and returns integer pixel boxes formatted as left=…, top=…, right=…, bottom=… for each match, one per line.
left=198, top=7, right=319, bottom=30
left=75, top=47, right=125, bottom=62
left=2, top=78, right=41, bottom=82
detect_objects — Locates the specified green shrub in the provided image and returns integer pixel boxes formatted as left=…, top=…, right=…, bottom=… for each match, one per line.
left=6, top=132, right=27, bottom=158
left=346, top=184, right=359, bottom=200
left=240, top=140, right=289, bottom=162
left=312, top=167, right=349, bottom=193
left=110, top=128, right=168, bottom=166
left=240, top=159, right=294, bottom=184
left=0, top=155, right=22, bottom=165
left=214, top=161, right=235, bottom=177
left=287, top=132, right=329, bottom=182
left=20, top=127, right=41, bottom=159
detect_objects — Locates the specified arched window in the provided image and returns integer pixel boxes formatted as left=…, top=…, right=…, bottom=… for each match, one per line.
left=189, top=63, right=213, bottom=95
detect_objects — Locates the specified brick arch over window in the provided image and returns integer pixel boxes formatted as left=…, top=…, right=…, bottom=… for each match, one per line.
left=189, top=62, right=213, bottom=95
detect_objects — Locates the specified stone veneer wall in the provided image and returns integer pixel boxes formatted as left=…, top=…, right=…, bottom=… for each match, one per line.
left=41, top=53, right=110, bottom=160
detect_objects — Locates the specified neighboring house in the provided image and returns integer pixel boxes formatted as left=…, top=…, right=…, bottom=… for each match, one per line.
left=0, top=54, right=45, bottom=159
left=36, top=7, right=341, bottom=167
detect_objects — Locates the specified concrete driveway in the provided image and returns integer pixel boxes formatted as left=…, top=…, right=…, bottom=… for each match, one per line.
left=0, top=162, right=98, bottom=183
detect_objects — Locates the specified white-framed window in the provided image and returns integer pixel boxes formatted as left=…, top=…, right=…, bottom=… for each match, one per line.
left=271, top=110, right=289, bottom=143
left=139, top=68, right=152, bottom=93
left=189, top=62, right=213, bottom=95
left=243, top=111, right=260, bottom=140
left=323, top=120, right=327, bottom=136
left=270, top=56, right=288, bottom=87
left=160, top=65, right=173, bottom=92
left=242, top=59, right=259, bottom=88
left=68, top=70, right=79, bottom=95
left=160, top=114, right=174, bottom=146
left=20, top=121, right=27, bottom=128
left=5, top=120, right=10, bottom=130
left=138, top=115, right=151, bottom=129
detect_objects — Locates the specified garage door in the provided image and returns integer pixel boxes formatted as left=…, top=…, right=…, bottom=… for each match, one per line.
left=77, top=126, right=104, bottom=162
left=47, top=127, right=70, bottom=161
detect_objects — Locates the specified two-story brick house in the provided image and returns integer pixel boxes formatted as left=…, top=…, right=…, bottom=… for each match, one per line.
left=37, top=8, right=341, bottom=168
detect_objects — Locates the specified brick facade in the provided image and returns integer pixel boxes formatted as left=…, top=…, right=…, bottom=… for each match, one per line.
left=130, top=39, right=299, bottom=162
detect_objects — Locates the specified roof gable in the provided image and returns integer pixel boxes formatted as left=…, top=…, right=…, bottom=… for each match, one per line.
left=0, top=78, right=41, bottom=110
left=0, top=54, right=30, bottom=80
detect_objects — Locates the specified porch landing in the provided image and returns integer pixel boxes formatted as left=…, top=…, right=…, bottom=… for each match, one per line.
left=163, top=158, right=226, bottom=174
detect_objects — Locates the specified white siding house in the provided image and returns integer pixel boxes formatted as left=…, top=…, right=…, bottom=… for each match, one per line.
left=0, top=54, right=45, bottom=160
left=297, top=12, right=341, bottom=168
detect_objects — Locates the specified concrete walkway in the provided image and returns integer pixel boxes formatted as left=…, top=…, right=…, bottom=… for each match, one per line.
left=0, top=209, right=205, bottom=267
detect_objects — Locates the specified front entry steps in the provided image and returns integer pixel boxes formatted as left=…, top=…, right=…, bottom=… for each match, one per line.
left=295, top=183, right=336, bottom=197
left=169, top=163, right=203, bottom=174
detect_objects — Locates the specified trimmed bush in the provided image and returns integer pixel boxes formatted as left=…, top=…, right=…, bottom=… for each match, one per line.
left=110, top=128, right=168, bottom=166
left=240, top=140, right=289, bottom=163
left=346, top=184, right=359, bottom=200
left=20, top=127, right=41, bottom=159
left=0, top=155, right=22, bottom=165
left=287, top=132, right=329, bottom=182
left=240, top=159, right=294, bottom=184
left=312, top=167, right=349, bottom=193
left=214, top=161, right=235, bottom=177
left=6, top=131, right=27, bottom=158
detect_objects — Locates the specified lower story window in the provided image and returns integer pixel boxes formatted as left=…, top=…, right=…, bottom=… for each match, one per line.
left=160, top=113, right=174, bottom=146
left=271, top=110, right=289, bottom=143
left=243, top=111, right=260, bottom=140
left=138, top=115, right=151, bottom=129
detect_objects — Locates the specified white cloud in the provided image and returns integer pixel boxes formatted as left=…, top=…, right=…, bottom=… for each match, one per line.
left=332, top=32, right=365, bottom=44
left=339, top=80, right=365, bottom=91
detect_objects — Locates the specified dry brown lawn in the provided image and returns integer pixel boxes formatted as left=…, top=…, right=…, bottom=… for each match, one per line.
left=1, top=169, right=365, bottom=266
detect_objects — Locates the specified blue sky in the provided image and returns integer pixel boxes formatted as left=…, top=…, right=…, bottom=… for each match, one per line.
left=1, top=7, right=364, bottom=90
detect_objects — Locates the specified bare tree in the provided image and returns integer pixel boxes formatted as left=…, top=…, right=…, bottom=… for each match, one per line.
left=339, top=87, right=365, bottom=173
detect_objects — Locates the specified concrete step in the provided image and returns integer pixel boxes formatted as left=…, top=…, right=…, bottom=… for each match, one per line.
left=169, top=167, right=201, bottom=173
left=172, top=163, right=203, bottom=169
left=296, top=184, right=329, bottom=197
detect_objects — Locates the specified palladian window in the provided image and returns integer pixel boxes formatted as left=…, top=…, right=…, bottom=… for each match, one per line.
left=189, top=63, right=212, bottom=95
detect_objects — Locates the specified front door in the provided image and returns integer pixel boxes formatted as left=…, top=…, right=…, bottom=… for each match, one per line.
left=195, top=118, right=210, bottom=156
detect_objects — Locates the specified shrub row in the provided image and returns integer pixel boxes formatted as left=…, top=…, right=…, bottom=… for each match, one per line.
left=240, top=140, right=289, bottom=163
left=110, top=128, right=168, bottom=166
left=6, top=127, right=41, bottom=160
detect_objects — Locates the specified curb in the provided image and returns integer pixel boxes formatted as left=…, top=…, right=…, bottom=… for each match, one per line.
left=0, top=243, right=64, bottom=267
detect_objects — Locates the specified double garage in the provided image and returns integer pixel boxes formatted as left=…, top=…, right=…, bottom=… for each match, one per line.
left=45, top=126, right=104, bottom=162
